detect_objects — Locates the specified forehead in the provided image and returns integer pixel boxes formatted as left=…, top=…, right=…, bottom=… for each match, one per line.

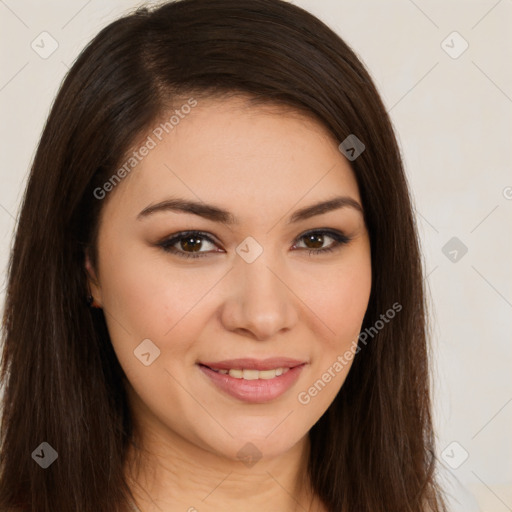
left=103, top=96, right=361, bottom=220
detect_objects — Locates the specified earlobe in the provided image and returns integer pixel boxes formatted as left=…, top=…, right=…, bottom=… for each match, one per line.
left=85, top=251, right=103, bottom=308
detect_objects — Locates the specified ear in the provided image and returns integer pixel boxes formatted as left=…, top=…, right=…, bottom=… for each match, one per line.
left=85, top=250, right=103, bottom=307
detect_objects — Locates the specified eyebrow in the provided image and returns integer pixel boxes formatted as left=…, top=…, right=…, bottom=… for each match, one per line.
left=137, top=195, right=363, bottom=224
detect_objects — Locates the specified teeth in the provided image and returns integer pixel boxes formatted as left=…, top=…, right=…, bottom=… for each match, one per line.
left=259, top=369, right=278, bottom=380
left=242, top=369, right=259, bottom=380
left=212, top=367, right=290, bottom=380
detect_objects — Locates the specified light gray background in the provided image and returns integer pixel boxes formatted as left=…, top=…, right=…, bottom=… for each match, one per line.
left=1, top=1, right=511, bottom=510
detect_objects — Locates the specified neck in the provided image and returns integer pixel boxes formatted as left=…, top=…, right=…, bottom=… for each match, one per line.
left=124, top=412, right=323, bottom=511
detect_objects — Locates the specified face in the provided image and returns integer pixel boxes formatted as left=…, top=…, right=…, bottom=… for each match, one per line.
left=86, top=96, right=372, bottom=463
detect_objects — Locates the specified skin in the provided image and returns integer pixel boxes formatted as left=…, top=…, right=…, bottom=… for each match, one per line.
left=86, top=96, right=372, bottom=512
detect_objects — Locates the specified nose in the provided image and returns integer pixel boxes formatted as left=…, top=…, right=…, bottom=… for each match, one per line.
left=219, top=251, right=299, bottom=341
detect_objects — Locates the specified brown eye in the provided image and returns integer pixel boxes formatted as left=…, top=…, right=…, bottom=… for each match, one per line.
left=179, top=235, right=204, bottom=252
left=293, top=229, right=351, bottom=255
left=159, top=231, right=220, bottom=259
left=159, top=229, right=351, bottom=260
left=302, top=233, right=325, bottom=249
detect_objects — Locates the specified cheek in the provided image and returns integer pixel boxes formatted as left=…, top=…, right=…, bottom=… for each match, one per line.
left=99, top=239, right=220, bottom=336
left=328, top=268, right=371, bottom=340
left=295, top=250, right=371, bottom=409
left=299, top=254, right=372, bottom=347
left=97, top=240, right=220, bottom=381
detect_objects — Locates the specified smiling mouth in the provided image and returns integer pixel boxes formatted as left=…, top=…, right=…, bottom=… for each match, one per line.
left=197, top=358, right=307, bottom=403
left=199, top=357, right=306, bottom=376
left=200, top=365, right=291, bottom=380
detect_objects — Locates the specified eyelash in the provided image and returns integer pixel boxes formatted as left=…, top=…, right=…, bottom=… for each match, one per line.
left=157, top=229, right=351, bottom=259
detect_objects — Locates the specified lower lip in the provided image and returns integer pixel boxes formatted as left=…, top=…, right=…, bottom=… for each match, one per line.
left=198, top=364, right=305, bottom=403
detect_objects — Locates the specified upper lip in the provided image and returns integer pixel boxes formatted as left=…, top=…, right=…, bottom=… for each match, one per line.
left=199, top=357, right=307, bottom=371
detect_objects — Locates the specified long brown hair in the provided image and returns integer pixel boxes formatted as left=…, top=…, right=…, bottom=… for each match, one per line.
left=0, top=0, right=446, bottom=510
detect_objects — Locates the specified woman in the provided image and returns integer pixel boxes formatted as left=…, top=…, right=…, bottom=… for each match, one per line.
left=0, top=0, right=447, bottom=510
